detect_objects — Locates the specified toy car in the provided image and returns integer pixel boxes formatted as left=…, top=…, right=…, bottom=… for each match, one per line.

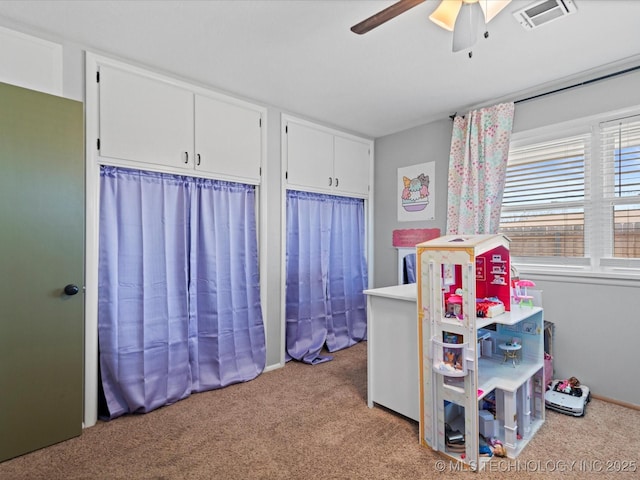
left=545, top=379, right=590, bottom=416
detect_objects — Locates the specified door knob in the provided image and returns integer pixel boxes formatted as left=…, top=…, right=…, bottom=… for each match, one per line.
left=64, top=284, right=80, bottom=296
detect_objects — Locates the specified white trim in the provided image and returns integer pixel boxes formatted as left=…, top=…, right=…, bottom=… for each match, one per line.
left=515, top=266, right=640, bottom=288
left=263, top=363, right=284, bottom=373
left=0, top=26, right=62, bottom=96
left=367, top=140, right=375, bottom=290
left=257, top=111, right=271, bottom=369
left=279, top=113, right=288, bottom=368
left=84, top=52, right=100, bottom=428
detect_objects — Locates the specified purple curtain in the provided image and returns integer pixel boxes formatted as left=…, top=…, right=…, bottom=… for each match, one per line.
left=98, top=166, right=265, bottom=419
left=188, top=178, right=265, bottom=391
left=325, top=195, right=368, bottom=352
left=285, top=190, right=367, bottom=365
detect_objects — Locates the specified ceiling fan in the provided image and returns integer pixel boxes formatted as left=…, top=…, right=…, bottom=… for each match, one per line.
left=351, top=0, right=512, bottom=54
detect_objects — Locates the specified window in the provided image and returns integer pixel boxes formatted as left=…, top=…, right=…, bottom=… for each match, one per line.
left=499, top=113, right=640, bottom=275
left=500, top=134, right=589, bottom=262
left=600, top=116, right=640, bottom=260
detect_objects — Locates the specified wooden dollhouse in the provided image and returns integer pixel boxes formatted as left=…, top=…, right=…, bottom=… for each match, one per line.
left=417, top=234, right=545, bottom=471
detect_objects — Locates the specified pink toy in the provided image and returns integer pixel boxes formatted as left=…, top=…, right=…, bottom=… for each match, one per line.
left=514, top=279, right=535, bottom=307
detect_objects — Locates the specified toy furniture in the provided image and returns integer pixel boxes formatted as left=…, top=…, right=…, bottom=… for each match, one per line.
left=417, top=234, right=545, bottom=471
left=514, top=279, right=536, bottom=307
left=499, top=342, right=522, bottom=367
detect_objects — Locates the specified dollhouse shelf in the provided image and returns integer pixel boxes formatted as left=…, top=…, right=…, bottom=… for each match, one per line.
left=477, top=305, right=543, bottom=330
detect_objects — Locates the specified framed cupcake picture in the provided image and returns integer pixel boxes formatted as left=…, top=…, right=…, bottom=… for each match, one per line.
left=397, top=162, right=435, bottom=222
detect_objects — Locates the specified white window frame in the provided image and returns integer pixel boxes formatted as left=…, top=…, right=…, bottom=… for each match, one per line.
left=503, top=107, right=640, bottom=282
left=598, top=114, right=640, bottom=272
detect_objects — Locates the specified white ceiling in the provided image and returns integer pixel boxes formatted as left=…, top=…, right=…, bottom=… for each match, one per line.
left=1, top=0, right=640, bottom=138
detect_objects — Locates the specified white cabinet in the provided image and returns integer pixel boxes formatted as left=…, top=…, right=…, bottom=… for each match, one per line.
left=285, top=121, right=334, bottom=190
left=99, top=65, right=193, bottom=169
left=97, top=64, right=263, bottom=183
left=194, top=94, right=262, bottom=182
left=334, top=135, right=371, bottom=197
left=284, top=117, right=371, bottom=198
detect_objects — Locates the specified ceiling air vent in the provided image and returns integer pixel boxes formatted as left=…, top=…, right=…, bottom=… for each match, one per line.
left=513, top=0, right=577, bottom=30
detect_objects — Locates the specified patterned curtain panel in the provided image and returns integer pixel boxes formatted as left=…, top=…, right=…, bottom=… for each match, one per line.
left=285, top=190, right=368, bottom=365
left=446, top=102, right=515, bottom=234
left=98, top=166, right=265, bottom=419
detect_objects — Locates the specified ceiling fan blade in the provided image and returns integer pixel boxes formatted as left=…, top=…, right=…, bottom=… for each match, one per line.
left=350, top=0, right=427, bottom=35
left=479, top=0, right=512, bottom=23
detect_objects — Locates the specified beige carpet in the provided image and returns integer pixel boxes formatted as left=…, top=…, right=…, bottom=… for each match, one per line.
left=1, top=341, right=638, bottom=479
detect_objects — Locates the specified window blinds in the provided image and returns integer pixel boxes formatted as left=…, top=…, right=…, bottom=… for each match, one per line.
left=599, top=116, right=640, bottom=260
left=500, top=134, right=590, bottom=259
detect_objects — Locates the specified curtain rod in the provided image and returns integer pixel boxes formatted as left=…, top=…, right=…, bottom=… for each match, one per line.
left=449, top=63, right=640, bottom=120
left=514, top=64, right=640, bottom=104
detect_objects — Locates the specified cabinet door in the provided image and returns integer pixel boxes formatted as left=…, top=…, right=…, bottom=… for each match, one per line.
left=334, top=135, right=371, bottom=197
left=286, top=121, right=334, bottom=191
left=99, top=65, right=193, bottom=169
left=194, top=94, right=262, bottom=183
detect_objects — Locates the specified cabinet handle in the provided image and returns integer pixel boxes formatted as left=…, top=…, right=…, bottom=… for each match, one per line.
left=184, top=152, right=189, bottom=164
left=335, top=177, right=339, bottom=187
left=329, top=177, right=332, bottom=186
left=197, top=153, right=201, bottom=166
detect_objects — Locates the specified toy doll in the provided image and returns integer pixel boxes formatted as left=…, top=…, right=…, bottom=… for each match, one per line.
left=555, top=376, right=582, bottom=396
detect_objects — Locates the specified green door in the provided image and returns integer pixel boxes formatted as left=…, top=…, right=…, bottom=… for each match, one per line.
left=0, top=82, right=84, bottom=462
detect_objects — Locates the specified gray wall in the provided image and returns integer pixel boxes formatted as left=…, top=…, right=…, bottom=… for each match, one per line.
left=521, top=275, right=640, bottom=407
left=373, top=119, right=452, bottom=288
left=373, top=68, right=640, bottom=407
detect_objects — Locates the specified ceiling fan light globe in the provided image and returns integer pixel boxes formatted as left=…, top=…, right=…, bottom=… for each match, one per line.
left=452, top=2, right=485, bottom=52
left=428, top=0, right=463, bottom=31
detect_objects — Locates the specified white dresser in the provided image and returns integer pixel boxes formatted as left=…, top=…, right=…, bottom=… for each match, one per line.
left=363, top=283, right=419, bottom=421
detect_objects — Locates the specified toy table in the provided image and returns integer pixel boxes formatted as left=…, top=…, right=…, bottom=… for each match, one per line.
left=499, top=343, right=522, bottom=367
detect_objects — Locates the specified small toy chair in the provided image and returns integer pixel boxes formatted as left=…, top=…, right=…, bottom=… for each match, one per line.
left=514, top=280, right=535, bottom=307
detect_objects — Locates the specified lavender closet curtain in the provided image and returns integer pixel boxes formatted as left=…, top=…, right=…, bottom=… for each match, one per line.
left=98, top=166, right=265, bottom=419
left=188, top=178, right=265, bottom=391
left=98, top=167, right=192, bottom=418
left=446, top=102, right=515, bottom=234
left=325, top=195, right=368, bottom=352
left=285, top=190, right=367, bottom=365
